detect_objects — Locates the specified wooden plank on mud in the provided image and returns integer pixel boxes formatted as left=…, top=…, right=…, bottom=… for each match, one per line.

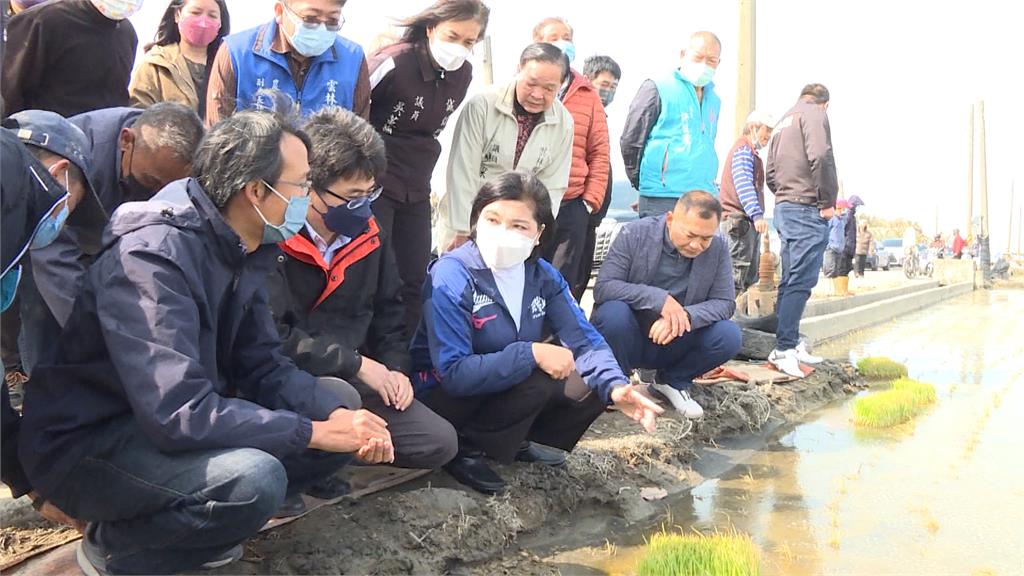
left=4, top=466, right=430, bottom=575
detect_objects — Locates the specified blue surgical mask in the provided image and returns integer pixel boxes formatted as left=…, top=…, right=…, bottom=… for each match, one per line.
left=31, top=169, right=71, bottom=250
left=318, top=200, right=372, bottom=238
left=283, top=8, right=338, bottom=58
left=680, top=59, right=716, bottom=87
left=552, top=39, right=576, bottom=64
left=253, top=181, right=310, bottom=244
left=0, top=265, right=21, bottom=313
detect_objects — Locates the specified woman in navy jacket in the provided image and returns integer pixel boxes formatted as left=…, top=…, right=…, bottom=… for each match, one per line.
left=410, top=171, right=661, bottom=494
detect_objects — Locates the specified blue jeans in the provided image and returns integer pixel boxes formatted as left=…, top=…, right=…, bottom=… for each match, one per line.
left=44, top=378, right=358, bottom=575
left=591, top=300, right=742, bottom=391
left=638, top=196, right=680, bottom=219
left=773, top=202, right=829, bottom=350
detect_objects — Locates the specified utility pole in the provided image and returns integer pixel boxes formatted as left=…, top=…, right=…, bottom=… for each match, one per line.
left=978, top=100, right=991, bottom=283
left=481, top=36, right=494, bottom=86
left=735, top=0, right=756, bottom=138
left=967, top=105, right=974, bottom=240
left=1010, top=181, right=1015, bottom=254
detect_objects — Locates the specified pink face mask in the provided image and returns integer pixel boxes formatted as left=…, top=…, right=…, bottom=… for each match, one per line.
left=178, top=14, right=220, bottom=48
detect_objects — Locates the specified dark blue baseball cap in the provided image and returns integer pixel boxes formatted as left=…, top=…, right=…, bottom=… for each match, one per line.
left=3, top=110, right=107, bottom=228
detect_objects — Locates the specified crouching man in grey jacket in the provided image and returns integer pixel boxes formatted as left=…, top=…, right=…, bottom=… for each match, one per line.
left=590, top=191, right=741, bottom=419
left=19, top=108, right=394, bottom=576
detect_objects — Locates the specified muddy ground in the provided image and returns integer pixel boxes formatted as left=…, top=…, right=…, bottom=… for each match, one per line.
left=213, top=360, right=863, bottom=576
left=0, top=360, right=864, bottom=574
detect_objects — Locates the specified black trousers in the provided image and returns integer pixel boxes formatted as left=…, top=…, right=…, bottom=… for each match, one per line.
left=372, top=195, right=432, bottom=340
left=854, top=254, right=867, bottom=276
left=546, top=196, right=591, bottom=288
left=574, top=175, right=614, bottom=301
left=421, top=369, right=606, bottom=463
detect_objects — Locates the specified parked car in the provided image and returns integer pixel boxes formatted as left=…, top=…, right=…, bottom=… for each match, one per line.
left=591, top=181, right=639, bottom=274
left=876, top=239, right=903, bottom=270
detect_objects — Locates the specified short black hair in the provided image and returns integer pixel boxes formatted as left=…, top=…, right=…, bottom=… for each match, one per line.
left=800, top=83, right=830, bottom=104
left=303, top=108, right=386, bottom=190
left=582, top=55, right=621, bottom=81
left=519, top=42, right=568, bottom=80
left=675, top=190, right=722, bottom=221
left=470, top=171, right=556, bottom=256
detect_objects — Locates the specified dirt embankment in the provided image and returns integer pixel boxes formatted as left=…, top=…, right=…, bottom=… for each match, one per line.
left=200, top=360, right=865, bottom=576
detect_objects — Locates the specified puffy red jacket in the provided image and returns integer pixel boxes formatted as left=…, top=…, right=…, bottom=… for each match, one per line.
left=561, top=71, right=610, bottom=209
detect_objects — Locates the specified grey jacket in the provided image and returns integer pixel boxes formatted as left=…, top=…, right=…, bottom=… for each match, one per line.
left=765, top=99, right=838, bottom=210
left=593, top=214, right=736, bottom=329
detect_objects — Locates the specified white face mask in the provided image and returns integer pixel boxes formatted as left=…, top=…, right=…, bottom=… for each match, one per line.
left=429, top=39, right=470, bottom=72
left=474, top=220, right=538, bottom=269
left=680, top=58, right=716, bottom=87
left=91, top=0, right=143, bottom=20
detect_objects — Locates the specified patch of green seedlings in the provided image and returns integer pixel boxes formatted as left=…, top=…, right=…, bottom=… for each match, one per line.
left=856, top=356, right=909, bottom=380
left=637, top=529, right=760, bottom=576
left=852, top=378, right=936, bottom=428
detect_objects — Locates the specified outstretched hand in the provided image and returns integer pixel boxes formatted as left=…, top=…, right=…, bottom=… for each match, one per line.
left=610, top=384, right=663, bottom=433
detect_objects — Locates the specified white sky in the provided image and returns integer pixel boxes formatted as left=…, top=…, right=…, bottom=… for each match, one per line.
left=129, top=0, right=1024, bottom=253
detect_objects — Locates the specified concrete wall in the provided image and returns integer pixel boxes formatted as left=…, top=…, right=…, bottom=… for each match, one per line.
left=933, top=259, right=976, bottom=287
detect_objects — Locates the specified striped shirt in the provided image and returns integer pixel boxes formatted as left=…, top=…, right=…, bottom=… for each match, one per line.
left=730, top=145, right=764, bottom=221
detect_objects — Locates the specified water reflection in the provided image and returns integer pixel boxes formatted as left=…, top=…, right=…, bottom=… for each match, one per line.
left=551, top=291, right=1024, bottom=575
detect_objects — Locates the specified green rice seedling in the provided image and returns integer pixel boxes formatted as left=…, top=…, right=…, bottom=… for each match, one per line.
left=637, top=530, right=760, bottom=576
left=856, top=357, right=909, bottom=380
left=890, top=378, right=937, bottom=407
left=852, top=389, right=919, bottom=427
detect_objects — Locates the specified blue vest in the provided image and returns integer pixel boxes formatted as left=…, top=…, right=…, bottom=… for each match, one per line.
left=225, top=21, right=364, bottom=116
left=638, top=70, right=721, bottom=198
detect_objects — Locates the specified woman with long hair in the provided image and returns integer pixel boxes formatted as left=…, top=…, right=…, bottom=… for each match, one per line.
left=367, top=0, right=489, bottom=339
left=129, top=0, right=229, bottom=119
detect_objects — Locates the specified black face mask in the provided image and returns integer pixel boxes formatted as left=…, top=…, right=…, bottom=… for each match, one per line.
left=598, top=88, right=616, bottom=107
left=119, top=143, right=154, bottom=202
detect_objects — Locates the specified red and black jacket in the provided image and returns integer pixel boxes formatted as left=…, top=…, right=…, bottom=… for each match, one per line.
left=265, top=218, right=410, bottom=380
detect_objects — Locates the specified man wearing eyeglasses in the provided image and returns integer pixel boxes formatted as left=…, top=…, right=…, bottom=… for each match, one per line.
left=621, top=31, right=723, bottom=218
left=266, top=107, right=458, bottom=474
left=206, top=0, right=370, bottom=125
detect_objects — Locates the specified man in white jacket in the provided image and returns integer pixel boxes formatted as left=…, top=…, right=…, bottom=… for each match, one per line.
left=437, top=42, right=573, bottom=252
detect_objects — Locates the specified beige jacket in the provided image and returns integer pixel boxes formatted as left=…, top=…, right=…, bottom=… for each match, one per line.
left=129, top=43, right=202, bottom=113
left=436, top=79, right=573, bottom=250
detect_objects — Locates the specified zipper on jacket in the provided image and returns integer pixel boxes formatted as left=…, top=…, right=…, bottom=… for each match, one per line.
left=660, top=146, right=670, bottom=185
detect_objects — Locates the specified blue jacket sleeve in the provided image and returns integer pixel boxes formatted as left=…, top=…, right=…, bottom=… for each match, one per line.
left=593, top=221, right=668, bottom=312
left=230, top=285, right=345, bottom=422
left=539, top=260, right=629, bottom=404
left=94, top=239, right=313, bottom=459
left=684, top=240, right=737, bottom=330
left=425, top=258, right=537, bottom=397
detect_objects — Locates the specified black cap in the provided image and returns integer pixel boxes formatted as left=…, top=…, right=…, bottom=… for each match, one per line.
left=3, top=110, right=107, bottom=228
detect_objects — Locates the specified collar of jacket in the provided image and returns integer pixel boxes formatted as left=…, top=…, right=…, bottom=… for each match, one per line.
left=413, top=39, right=444, bottom=82
left=279, top=217, right=382, bottom=308
left=561, top=68, right=595, bottom=102
left=495, top=79, right=561, bottom=125
left=671, top=68, right=716, bottom=96
left=142, top=43, right=198, bottom=93
left=252, top=19, right=340, bottom=65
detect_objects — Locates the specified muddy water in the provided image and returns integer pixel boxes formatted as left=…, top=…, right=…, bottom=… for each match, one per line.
left=550, top=290, right=1024, bottom=575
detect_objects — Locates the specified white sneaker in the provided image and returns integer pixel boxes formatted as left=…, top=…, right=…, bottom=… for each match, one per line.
left=768, top=348, right=804, bottom=378
left=651, top=382, right=704, bottom=419
left=795, top=341, right=823, bottom=364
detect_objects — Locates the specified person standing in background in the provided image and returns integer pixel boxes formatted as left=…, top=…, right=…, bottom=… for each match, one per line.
left=367, top=0, right=489, bottom=338
left=718, top=110, right=774, bottom=294
left=532, top=17, right=610, bottom=294
left=573, top=54, right=622, bottom=301
left=854, top=220, right=873, bottom=277
left=206, top=0, right=370, bottom=124
left=437, top=42, right=573, bottom=253
left=130, top=0, right=231, bottom=120
left=3, top=0, right=141, bottom=117
left=765, top=83, right=837, bottom=377
left=951, top=228, right=965, bottom=259
left=620, top=31, right=722, bottom=218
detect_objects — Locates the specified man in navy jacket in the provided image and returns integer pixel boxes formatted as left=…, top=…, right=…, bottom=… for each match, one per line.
left=19, top=109, right=393, bottom=575
left=591, top=191, right=741, bottom=419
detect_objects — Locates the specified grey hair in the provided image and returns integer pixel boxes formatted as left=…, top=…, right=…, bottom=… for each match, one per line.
left=303, top=107, right=386, bottom=190
left=133, top=102, right=204, bottom=165
left=193, top=104, right=310, bottom=208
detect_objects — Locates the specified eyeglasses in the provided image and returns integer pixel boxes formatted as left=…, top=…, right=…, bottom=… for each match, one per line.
left=283, top=2, right=344, bottom=32
left=273, top=178, right=312, bottom=197
left=320, top=184, right=383, bottom=209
